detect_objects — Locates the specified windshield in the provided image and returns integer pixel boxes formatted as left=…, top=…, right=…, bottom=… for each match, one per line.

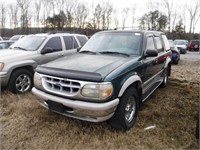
left=80, top=32, right=142, bottom=55
left=174, top=40, right=186, bottom=45
left=10, top=35, right=46, bottom=51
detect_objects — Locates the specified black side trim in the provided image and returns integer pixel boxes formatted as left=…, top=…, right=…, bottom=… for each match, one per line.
left=36, top=66, right=102, bottom=82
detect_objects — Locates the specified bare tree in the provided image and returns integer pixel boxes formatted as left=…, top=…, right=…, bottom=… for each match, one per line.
left=75, top=2, right=88, bottom=29
left=131, top=4, right=137, bottom=28
left=41, top=0, right=53, bottom=29
left=35, top=0, right=42, bottom=27
left=105, top=1, right=113, bottom=29
left=55, top=0, right=65, bottom=13
left=113, top=9, right=119, bottom=29
left=0, top=1, right=6, bottom=35
left=171, top=10, right=177, bottom=31
left=121, top=7, right=130, bottom=29
left=16, top=0, right=31, bottom=31
left=65, top=0, right=76, bottom=28
left=94, top=4, right=102, bottom=30
left=187, top=0, right=200, bottom=33
left=162, top=0, right=174, bottom=32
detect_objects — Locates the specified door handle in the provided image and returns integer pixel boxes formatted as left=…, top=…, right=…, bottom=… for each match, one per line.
left=58, top=53, right=64, bottom=56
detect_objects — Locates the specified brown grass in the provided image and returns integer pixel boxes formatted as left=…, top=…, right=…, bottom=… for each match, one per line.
left=0, top=59, right=199, bottom=149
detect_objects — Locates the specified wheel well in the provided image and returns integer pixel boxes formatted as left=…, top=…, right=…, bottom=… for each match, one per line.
left=168, top=62, right=171, bottom=76
left=124, top=81, right=143, bottom=109
left=12, top=66, right=34, bottom=74
left=9, top=66, right=34, bottom=83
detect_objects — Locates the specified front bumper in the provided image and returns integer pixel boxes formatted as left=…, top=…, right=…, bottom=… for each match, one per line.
left=32, top=87, right=119, bottom=122
left=0, top=72, right=9, bottom=87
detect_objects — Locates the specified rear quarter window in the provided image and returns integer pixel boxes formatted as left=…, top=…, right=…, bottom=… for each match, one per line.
left=76, top=36, right=88, bottom=46
left=162, top=35, right=170, bottom=51
left=155, top=36, right=164, bottom=52
left=63, top=36, right=78, bottom=50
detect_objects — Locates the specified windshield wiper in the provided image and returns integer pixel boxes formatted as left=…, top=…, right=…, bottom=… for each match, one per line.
left=79, top=50, right=98, bottom=55
left=13, top=47, right=27, bottom=50
left=99, top=51, right=130, bottom=57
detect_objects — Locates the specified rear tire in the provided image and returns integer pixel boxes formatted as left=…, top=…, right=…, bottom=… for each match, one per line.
left=160, top=67, right=168, bottom=87
left=108, top=87, right=139, bottom=130
left=8, top=69, right=33, bottom=93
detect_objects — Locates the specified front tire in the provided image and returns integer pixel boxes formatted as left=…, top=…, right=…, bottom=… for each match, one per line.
left=108, top=87, right=138, bottom=130
left=8, top=69, right=33, bottom=93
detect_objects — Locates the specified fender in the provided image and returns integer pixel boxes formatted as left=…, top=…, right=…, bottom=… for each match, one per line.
left=7, top=60, right=37, bottom=77
left=118, top=75, right=142, bottom=97
left=164, top=56, right=171, bottom=68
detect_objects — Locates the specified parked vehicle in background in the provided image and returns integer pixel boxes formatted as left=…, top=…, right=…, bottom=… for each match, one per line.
left=174, top=39, right=187, bottom=54
left=188, top=40, right=200, bottom=51
left=168, top=40, right=180, bottom=64
left=9, top=35, right=26, bottom=41
left=32, top=30, right=172, bottom=130
left=0, top=33, right=88, bottom=93
left=0, top=36, right=3, bottom=41
left=0, top=41, right=15, bottom=49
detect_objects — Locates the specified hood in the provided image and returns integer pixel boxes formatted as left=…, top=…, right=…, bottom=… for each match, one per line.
left=0, top=49, right=34, bottom=62
left=175, top=44, right=186, bottom=49
left=42, top=53, right=135, bottom=78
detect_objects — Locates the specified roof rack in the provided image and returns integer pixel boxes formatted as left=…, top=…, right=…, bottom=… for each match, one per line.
left=113, top=26, right=141, bottom=30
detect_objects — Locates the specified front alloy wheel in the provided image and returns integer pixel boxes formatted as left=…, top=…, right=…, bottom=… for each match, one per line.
left=125, top=96, right=136, bottom=124
left=108, top=87, right=138, bottom=130
left=15, top=74, right=31, bottom=93
left=8, top=69, right=33, bottom=93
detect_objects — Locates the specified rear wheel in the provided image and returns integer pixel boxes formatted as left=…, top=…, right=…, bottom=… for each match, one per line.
left=108, top=87, right=138, bottom=130
left=160, top=67, right=168, bottom=87
left=8, top=69, right=33, bottom=93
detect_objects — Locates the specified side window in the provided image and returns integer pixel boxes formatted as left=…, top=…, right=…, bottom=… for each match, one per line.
left=146, top=36, right=155, bottom=50
left=76, top=36, right=88, bottom=46
left=154, top=36, right=163, bottom=52
left=43, top=37, right=62, bottom=51
left=162, top=35, right=170, bottom=51
left=63, top=36, right=78, bottom=50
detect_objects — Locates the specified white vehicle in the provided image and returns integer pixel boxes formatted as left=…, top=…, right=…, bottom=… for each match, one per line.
left=0, top=33, right=88, bottom=93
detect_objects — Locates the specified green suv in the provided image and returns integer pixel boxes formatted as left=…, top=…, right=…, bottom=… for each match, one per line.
left=32, top=30, right=172, bottom=130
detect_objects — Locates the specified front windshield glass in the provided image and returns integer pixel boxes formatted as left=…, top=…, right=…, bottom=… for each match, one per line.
left=80, top=32, right=142, bottom=55
left=10, top=35, right=46, bottom=51
left=174, top=40, right=186, bottom=45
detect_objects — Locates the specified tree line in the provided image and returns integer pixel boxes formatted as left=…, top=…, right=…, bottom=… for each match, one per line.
left=0, top=0, right=200, bottom=37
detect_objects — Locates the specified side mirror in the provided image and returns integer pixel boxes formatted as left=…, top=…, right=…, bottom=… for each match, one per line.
left=41, top=47, right=53, bottom=54
left=145, top=49, right=158, bottom=57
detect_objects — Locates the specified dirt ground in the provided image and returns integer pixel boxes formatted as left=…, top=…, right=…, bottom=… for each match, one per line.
left=0, top=53, right=199, bottom=149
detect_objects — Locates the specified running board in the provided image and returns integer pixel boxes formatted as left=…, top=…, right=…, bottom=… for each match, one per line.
left=142, top=81, right=162, bottom=102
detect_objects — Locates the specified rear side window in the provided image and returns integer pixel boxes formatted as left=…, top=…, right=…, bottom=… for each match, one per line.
left=76, top=36, right=88, bottom=46
left=191, top=40, right=199, bottom=45
left=44, top=37, right=62, bottom=51
left=155, top=36, right=163, bottom=52
left=63, top=36, right=78, bottom=50
left=146, top=36, right=155, bottom=49
left=162, top=35, right=170, bottom=51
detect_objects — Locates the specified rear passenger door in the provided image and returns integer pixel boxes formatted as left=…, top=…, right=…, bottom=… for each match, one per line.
left=62, top=36, right=79, bottom=55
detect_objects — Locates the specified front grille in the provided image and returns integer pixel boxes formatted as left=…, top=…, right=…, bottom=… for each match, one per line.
left=42, top=76, right=81, bottom=96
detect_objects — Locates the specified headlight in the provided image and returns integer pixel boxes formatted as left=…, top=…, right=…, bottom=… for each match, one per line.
left=81, top=83, right=113, bottom=100
left=0, top=62, right=4, bottom=71
left=34, top=72, right=43, bottom=90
